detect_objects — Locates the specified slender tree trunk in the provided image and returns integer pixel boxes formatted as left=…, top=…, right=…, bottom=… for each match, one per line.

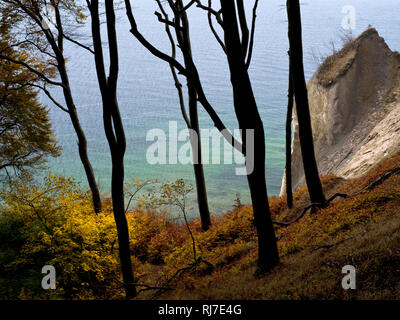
left=286, top=56, right=294, bottom=209
left=57, top=65, right=102, bottom=213
left=70, top=106, right=102, bottom=214
left=53, top=34, right=102, bottom=214
left=60, top=81, right=102, bottom=213
left=111, top=153, right=136, bottom=298
left=176, top=1, right=212, bottom=231
left=188, top=80, right=212, bottom=231
left=220, top=0, right=279, bottom=272
left=286, top=0, right=325, bottom=204
left=89, top=0, right=136, bottom=298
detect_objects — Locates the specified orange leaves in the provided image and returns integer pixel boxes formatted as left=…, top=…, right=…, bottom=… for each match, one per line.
left=2, top=151, right=400, bottom=299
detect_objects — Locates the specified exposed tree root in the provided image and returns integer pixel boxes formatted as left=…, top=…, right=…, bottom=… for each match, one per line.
left=311, top=238, right=350, bottom=252
left=273, top=166, right=400, bottom=227
left=130, top=166, right=400, bottom=296
left=273, top=193, right=348, bottom=227
left=136, top=283, right=174, bottom=294
left=150, top=257, right=214, bottom=299
left=113, top=256, right=214, bottom=298
left=364, top=165, right=400, bottom=190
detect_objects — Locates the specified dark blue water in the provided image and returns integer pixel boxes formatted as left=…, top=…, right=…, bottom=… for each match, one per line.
left=42, top=0, right=400, bottom=215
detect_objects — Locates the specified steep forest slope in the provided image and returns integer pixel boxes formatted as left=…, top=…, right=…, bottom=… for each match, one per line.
left=281, top=28, right=400, bottom=195
left=149, top=152, right=400, bottom=300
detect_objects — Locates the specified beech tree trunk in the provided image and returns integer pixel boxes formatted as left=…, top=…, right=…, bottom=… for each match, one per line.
left=220, top=0, right=279, bottom=272
left=286, top=0, right=326, bottom=204
left=176, top=1, right=212, bottom=231
left=188, top=81, right=212, bottom=231
left=89, top=0, right=136, bottom=298
left=286, top=56, right=294, bottom=209
left=25, top=1, right=103, bottom=214
left=57, top=60, right=102, bottom=213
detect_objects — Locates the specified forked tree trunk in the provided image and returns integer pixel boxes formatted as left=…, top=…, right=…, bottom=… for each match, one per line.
left=90, top=0, right=136, bottom=298
left=286, top=0, right=326, bottom=204
left=220, top=0, right=279, bottom=272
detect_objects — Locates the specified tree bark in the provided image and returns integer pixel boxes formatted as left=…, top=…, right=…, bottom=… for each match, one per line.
left=27, top=2, right=103, bottom=214
left=57, top=60, right=102, bottom=213
left=111, top=154, right=136, bottom=298
left=286, top=0, right=326, bottom=204
left=175, top=0, right=212, bottom=231
left=188, top=80, right=212, bottom=231
left=220, top=0, right=279, bottom=272
left=285, top=55, right=294, bottom=209
left=89, top=0, right=136, bottom=298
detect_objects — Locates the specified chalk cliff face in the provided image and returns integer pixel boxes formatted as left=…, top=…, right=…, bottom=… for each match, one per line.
left=281, top=28, right=400, bottom=196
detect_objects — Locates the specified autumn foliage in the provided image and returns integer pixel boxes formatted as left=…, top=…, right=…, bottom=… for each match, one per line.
left=1, top=152, right=400, bottom=299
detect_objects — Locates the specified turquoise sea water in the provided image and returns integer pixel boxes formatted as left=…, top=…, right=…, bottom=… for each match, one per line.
left=42, top=0, right=400, bottom=215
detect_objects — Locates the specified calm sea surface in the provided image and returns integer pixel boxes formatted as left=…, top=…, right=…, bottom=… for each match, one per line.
left=42, top=0, right=400, bottom=215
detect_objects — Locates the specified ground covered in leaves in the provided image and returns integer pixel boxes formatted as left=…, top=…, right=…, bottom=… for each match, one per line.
left=136, top=152, right=400, bottom=300
left=1, top=153, right=399, bottom=300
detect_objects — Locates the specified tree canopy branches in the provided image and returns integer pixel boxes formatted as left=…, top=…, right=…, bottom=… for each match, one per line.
left=0, top=0, right=102, bottom=212
left=0, top=43, right=60, bottom=182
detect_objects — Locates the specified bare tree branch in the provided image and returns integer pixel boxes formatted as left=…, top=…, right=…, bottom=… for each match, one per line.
left=29, top=82, right=70, bottom=113
left=206, top=0, right=226, bottom=53
left=125, top=0, right=188, bottom=76
left=179, top=0, right=197, bottom=13
left=155, top=0, right=191, bottom=128
left=126, top=0, right=244, bottom=154
left=0, top=54, right=64, bottom=87
left=62, top=32, right=95, bottom=54
left=154, top=11, right=183, bottom=31
left=245, top=0, right=259, bottom=69
left=9, top=39, right=57, bottom=59
left=194, top=0, right=223, bottom=26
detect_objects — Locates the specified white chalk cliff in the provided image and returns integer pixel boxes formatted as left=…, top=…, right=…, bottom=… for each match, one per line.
left=281, top=28, right=400, bottom=196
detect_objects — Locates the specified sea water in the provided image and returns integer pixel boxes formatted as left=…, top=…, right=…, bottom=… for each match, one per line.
left=42, top=0, right=400, bottom=216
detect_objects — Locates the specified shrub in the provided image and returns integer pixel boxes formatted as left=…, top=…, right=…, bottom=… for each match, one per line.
left=0, top=175, right=122, bottom=299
